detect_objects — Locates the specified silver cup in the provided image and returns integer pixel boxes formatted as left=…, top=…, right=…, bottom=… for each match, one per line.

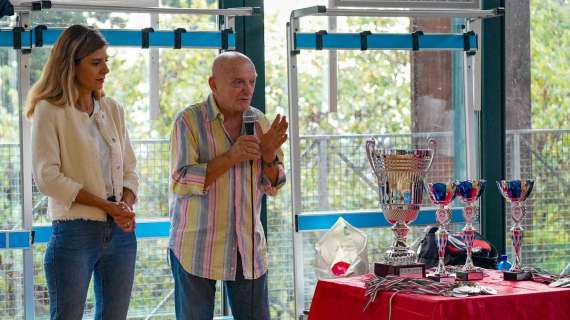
left=366, top=139, right=435, bottom=265
left=497, top=179, right=534, bottom=273
left=427, top=182, right=458, bottom=279
left=456, top=180, right=486, bottom=272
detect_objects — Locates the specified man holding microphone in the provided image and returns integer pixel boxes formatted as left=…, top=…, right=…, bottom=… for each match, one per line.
left=168, top=51, right=288, bottom=319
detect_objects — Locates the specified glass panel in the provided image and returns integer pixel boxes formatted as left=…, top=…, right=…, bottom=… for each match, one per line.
left=265, top=1, right=331, bottom=318
left=0, top=48, right=21, bottom=229
left=507, top=0, right=570, bottom=274
left=266, top=1, right=476, bottom=316
left=30, top=5, right=218, bottom=223
left=27, top=1, right=224, bottom=317
left=0, top=40, right=24, bottom=318
left=0, top=250, right=24, bottom=319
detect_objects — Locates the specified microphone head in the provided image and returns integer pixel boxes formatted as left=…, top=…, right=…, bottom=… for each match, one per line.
left=243, top=109, right=257, bottom=135
left=243, top=109, right=257, bottom=123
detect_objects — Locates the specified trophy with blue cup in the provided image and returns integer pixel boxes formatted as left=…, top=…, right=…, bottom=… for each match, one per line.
left=455, top=180, right=486, bottom=281
left=497, top=179, right=534, bottom=281
left=366, top=138, right=435, bottom=278
left=427, top=181, right=458, bottom=283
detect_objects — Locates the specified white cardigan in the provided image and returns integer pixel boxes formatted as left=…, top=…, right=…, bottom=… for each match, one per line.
left=31, top=96, right=139, bottom=221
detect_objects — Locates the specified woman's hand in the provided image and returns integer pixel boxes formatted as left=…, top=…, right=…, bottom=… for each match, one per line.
left=106, top=201, right=135, bottom=232
left=74, top=189, right=136, bottom=232
left=121, top=188, right=136, bottom=210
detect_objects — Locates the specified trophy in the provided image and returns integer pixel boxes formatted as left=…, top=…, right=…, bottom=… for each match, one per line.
left=427, top=182, right=458, bottom=283
left=366, top=138, right=435, bottom=278
left=455, top=180, right=486, bottom=281
left=497, top=179, right=534, bottom=281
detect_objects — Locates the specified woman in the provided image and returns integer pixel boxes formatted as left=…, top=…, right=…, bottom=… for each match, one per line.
left=26, top=25, right=139, bottom=319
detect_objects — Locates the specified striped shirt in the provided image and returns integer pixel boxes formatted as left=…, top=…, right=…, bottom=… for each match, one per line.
left=168, top=95, right=286, bottom=280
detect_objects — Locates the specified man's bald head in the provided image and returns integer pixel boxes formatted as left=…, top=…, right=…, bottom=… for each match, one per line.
left=211, top=51, right=256, bottom=78
left=208, top=51, right=257, bottom=117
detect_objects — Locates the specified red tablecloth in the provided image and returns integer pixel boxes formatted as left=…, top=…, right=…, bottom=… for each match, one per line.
left=309, top=270, right=570, bottom=320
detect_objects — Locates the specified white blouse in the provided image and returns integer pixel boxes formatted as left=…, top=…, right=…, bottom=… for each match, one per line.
left=87, top=99, right=113, bottom=199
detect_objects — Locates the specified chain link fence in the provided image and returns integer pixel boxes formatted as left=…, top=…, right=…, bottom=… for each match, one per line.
left=0, top=129, right=568, bottom=318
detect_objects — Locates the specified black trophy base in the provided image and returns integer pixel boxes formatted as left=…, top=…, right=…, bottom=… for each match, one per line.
left=456, top=270, right=484, bottom=281
left=427, top=273, right=456, bottom=284
left=374, top=262, right=426, bottom=279
left=503, top=271, right=532, bottom=281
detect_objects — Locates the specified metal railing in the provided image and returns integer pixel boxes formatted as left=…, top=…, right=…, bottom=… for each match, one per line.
left=0, top=128, right=568, bottom=318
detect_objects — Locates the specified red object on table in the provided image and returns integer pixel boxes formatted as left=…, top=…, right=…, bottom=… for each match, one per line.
left=331, top=261, right=351, bottom=276
left=308, top=270, right=570, bottom=320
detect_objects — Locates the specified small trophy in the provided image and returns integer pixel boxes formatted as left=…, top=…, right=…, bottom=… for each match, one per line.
left=455, top=180, right=486, bottom=281
left=497, top=179, right=534, bottom=281
left=427, top=182, right=457, bottom=283
left=366, top=138, right=435, bottom=278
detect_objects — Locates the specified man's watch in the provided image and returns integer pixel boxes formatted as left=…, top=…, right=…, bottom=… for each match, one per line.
left=263, top=156, right=281, bottom=168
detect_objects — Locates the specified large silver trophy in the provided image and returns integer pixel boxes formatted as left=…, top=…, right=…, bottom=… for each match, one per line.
left=366, top=138, right=435, bottom=278
left=497, top=179, right=534, bottom=281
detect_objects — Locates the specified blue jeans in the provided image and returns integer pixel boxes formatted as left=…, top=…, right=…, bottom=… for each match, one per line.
left=44, top=218, right=137, bottom=320
left=169, top=249, right=270, bottom=320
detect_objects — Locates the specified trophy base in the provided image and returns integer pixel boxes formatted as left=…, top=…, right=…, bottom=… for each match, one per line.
left=503, top=270, right=532, bottom=281
left=427, top=273, right=456, bottom=284
left=374, top=262, right=425, bottom=279
left=456, top=270, right=484, bottom=281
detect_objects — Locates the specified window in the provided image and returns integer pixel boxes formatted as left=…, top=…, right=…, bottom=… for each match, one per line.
left=265, top=1, right=478, bottom=316
left=503, top=0, right=570, bottom=274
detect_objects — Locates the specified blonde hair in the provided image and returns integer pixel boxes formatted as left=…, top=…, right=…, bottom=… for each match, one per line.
left=25, top=25, right=107, bottom=119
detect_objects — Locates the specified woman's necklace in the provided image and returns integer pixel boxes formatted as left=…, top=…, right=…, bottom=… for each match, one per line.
left=88, top=98, right=95, bottom=117
left=78, top=96, right=95, bottom=116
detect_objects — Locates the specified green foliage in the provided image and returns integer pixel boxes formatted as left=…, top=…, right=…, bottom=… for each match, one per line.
left=265, top=14, right=411, bottom=136
left=0, top=49, right=19, bottom=143
left=0, top=0, right=569, bottom=318
left=104, top=0, right=217, bottom=140
left=530, top=0, right=570, bottom=129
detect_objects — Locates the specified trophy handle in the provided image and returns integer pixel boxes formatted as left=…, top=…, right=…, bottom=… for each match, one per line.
left=365, top=138, right=381, bottom=177
left=426, top=137, right=437, bottom=170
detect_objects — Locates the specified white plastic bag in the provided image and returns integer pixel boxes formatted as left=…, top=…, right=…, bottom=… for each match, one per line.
left=314, top=217, right=369, bottom=278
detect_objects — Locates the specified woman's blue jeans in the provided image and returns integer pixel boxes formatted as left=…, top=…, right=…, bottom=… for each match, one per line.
left=44, top=218, right=137, bottom=320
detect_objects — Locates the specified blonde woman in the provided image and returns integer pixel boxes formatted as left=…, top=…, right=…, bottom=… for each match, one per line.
left=27, top=25, right=138, bottom=319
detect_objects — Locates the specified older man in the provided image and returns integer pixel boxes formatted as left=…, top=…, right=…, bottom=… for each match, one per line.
left=168, top=51, right=288, bottom=319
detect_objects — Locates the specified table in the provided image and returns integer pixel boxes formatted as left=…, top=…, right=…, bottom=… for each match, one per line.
left=308, top=270, right=570, bottom=320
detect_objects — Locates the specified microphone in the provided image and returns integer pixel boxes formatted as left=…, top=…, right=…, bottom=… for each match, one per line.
left=243, top=108, right=257, bottom=319
left=243, top=109, right=257, bottom=136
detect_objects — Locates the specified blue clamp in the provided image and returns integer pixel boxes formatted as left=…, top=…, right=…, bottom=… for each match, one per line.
left=141, top=27, right=154, bottom=49
left=315, top=30, right=327, bottom=50
left=412, top=30, right=424, bottom=51
left=34, top=25, right=47, bottom=47
left=291, top=28, right=300, bottom=55
left=173, top=28, right=186, bottom=49
left=360, top=31, right=372, bottom=51
left=31, top=2, right=42, bottom=11
left=221, top=28, right=232, bottom=50
left=464, top=30, right=476, bottom=55
left=12, top=26, right=24, bottom=49
left=31, top=1, right=51, bottom=11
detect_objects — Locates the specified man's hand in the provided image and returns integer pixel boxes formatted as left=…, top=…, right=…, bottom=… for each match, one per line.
left=257, top=114, right=288, bottom=163
left=228, top=135, right=261, bottom=164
